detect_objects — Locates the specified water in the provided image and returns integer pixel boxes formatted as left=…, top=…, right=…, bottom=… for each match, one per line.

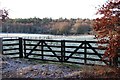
left=0, top=33, right=96, bottom=41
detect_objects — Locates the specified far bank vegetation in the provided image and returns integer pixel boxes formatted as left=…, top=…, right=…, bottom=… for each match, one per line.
left=2, top=18, right=93, bottom=35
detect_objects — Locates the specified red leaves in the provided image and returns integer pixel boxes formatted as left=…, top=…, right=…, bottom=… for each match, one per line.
left=94, top=0, right=120, bottom=62
left=98, top=39, right=108, bottom=44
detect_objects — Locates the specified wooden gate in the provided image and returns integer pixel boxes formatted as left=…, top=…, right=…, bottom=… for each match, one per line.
left=2, top=38, right=120, bottom=66
left=23, top=39, right=111, bottom=66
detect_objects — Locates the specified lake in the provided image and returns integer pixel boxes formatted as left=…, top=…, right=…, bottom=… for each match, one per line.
left=0, top=33, right=96, bottom=41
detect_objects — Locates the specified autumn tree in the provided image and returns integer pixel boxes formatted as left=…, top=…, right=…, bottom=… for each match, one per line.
left=71, top=19, right=91, bottom=34
left=70, top=19, right=81, bottom=34
left=93, top=0, right=120, bottom=66
left=0, top=9, right=9, bottom=32
left=0, top=9, right=8, bottom=22
left=51, top=21, right=71, bottom=35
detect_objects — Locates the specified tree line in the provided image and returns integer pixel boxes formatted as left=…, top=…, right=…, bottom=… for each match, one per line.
left=2, top=18, right=93, bottom=35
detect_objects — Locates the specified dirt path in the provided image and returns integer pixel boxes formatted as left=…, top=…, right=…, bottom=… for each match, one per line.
left=1, top=56, right=79, bottom=78
left=1, top=55, right=120, bottom=79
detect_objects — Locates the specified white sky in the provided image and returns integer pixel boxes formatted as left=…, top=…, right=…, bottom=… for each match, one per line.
left=0, top=0, right=107, bottom=19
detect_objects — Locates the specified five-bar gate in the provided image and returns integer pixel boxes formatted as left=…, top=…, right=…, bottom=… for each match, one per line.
left=2, top=38, right=120, bottom=66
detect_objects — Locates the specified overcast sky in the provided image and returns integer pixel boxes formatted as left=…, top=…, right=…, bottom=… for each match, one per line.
left=0, top=0, right=107, bottom=19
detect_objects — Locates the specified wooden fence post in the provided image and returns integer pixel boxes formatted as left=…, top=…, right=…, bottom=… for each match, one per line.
left=19, top=37, right=23, bottom=58
left=0, top=38, right=2, bottom=55
left=109, top=59, right=112, bottom=66
left=23, top=39, right=28, bottom=58
left=61, top=40, right=65, bottom=62
left=84, top=40, right=87, bottom=65
left=112, top=57, right=118, bottom=67
left=111, top=48, right=119, bottom=67
left=0, top=37, right=2, bottom=80
left=113, top=49, right=120, bottom=67
left=118, top=48, right=120, bottom=64
left=41, top=40, right=44, bottom=60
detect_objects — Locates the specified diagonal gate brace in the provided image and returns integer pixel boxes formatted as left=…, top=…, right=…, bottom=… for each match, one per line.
left=43, top=41, right=61, bottom=61
left=26, top=41, right=41, bottom=57
left=65, top=43, right=84, bottom=61
left=87, top=43, right=109, bottom=65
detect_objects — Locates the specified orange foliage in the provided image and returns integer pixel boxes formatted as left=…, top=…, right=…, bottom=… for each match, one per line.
left=93, top=0, right=120, bottom=61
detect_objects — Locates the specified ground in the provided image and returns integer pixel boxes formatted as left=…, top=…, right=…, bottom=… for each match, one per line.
left=1, top=55, right=120, bottom=79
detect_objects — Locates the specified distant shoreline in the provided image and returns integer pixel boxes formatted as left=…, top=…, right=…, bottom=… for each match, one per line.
left=0, top=33, right=96, bottom=41
left=0, top=33, right=94, bottom=36
left=0, top=33, right=95, bottom=38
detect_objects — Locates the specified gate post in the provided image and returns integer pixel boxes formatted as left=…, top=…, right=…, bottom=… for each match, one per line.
left=0, top=37, right=2, bottom=80
left=111, top=48, right=119, bottom=67
left=41, top=40, right=44, bottom=60
left=0, top=38, right=2, bottom=55
left=112, top=57, right=118, bottom=67
left=84, top=40, right=87, bottom=65
left=0, top=38, right=2, bottom=80
left=19, top=37, right=23, bottom=58
left=61, top=40, right=65, bottom=62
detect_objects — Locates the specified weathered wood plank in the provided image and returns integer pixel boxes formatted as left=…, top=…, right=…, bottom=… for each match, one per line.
left=3, top=43, right=19, bottom=46
left=2, top=39, right=19, bottom=41
left=3, top=48, right=19, bottom=51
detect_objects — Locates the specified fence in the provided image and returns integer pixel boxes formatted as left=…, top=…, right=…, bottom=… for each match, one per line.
left=2, top=37, right=120, bottom=66
left=2, top=38, right=23, bottom=58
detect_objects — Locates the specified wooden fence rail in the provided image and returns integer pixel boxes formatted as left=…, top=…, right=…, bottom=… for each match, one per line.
left=2, top=37, right=120, bottom=66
